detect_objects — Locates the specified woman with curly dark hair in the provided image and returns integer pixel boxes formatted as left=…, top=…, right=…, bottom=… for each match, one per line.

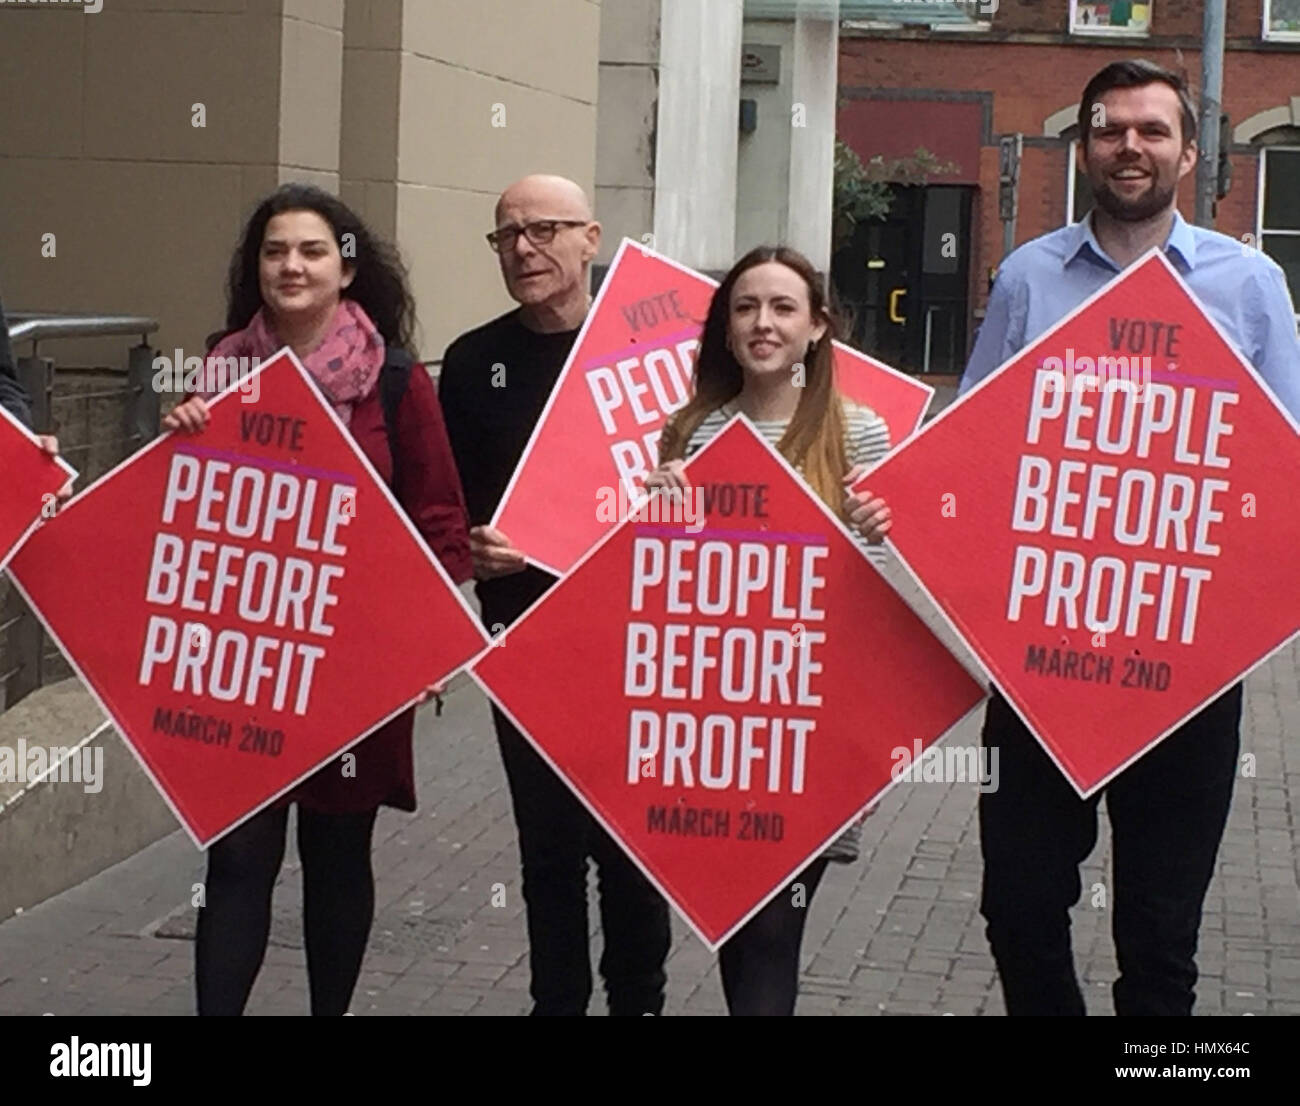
left=165, top=183, right=472, bottom=1015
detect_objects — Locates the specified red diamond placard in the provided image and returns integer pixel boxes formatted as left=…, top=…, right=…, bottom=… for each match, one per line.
left=492, top=237, right=933, bottom=576
left=834, top=342, right=934, bottom=445
left=9, top=349, right=488, bottom=845
left=473, top=417, right=983, bottom=948
left=0, top=402, right=76, bottom=572
left=492, top=238, right=716, bottom=576
left=860, top=250, right=1300, bottom=796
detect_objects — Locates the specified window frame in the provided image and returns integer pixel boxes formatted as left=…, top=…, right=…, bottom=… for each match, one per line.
left=1069, top=0, right=1151, bottom=36
left=1263, top=0, right=1300, bottom=42
left=1066, top=139, right=1081, bottom=225
left=1065, top=139, right=1095, bottom=226
left=1256, top=144, right=1300, bottom=324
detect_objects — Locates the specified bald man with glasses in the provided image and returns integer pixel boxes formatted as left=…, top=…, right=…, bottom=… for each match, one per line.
left=438, top=175, right=672, bottom=1016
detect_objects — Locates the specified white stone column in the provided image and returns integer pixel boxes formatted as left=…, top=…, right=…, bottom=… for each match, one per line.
left=652, top=0, right=744, bottom=272
left=785, top=8, right=838, bottom=272
left=595, top=0, right=663, bottom=266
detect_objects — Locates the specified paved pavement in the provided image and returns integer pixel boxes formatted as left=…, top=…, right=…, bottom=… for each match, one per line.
left=0, top=594, right=1297, bottom=1015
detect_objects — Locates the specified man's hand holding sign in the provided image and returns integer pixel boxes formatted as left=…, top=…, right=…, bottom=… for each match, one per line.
left=469, top=525, right=527, bottom=580
left=33, top=433, right=71, bottom=489
left=0, top=404, right=76, bottom=573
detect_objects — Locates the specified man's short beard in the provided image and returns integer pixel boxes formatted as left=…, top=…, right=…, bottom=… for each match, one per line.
left=1091, top=177, right=1178, bottom=222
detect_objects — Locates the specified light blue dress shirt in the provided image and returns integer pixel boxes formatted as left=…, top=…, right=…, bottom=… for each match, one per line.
left=960, top=210, right=1300, bottom=422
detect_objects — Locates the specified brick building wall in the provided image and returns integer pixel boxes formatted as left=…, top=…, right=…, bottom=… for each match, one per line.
left=838, top=0, right=1300, bottom=348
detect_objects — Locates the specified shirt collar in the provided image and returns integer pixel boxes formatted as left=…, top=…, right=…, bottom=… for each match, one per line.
left=1064, top=209, right=1196, bottom=273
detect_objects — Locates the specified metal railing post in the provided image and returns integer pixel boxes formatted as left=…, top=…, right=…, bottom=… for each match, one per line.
left=7, top=356, right=50, bottom=708
left=126, top=341, right=159, bottom=447
left=1, top=586, right=43, bottom=710
left=15, top=354, right=52, bottom=432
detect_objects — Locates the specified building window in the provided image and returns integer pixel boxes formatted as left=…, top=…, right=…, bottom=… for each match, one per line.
left=1259, top=147, right=1300, bottom=320
left=1265, top=0, right=1300, bottom=40
left=1066, top=140, right=1095, bottom=225
left=836, top=1, right=995, bottom=30
left=1070, top=1, right=1151, bottom=35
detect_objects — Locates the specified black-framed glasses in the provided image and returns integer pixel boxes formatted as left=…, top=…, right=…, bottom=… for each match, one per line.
left=486, top=219, right=588, bottom=253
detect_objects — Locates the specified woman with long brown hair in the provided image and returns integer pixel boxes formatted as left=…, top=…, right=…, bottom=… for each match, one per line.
left=647, top=244, right=889, bottom=1016
left=163, top=184, right=472, bottom=1015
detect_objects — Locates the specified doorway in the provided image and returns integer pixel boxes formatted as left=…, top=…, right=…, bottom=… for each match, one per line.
left=832, top=184, right=974, bottom=375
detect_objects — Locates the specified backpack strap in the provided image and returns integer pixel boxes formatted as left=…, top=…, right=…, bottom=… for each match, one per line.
left=379, top=348, right=414, bottom=488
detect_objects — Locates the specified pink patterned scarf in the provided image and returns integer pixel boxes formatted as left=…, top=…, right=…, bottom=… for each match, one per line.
left=206, top=298, right=386, bottom=426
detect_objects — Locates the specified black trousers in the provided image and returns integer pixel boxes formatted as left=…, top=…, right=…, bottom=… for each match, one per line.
left=979, top=683, right=1241, bottom=1016
left=195, top=805, right=378, bottom=1016
left=719, top=857, right=829, bottom=1016
left=492, top=705, right=672, bottom=1015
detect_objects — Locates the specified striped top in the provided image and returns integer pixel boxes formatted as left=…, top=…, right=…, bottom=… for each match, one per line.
left=677, top=398, right=891, bottom=863
left=682, top=400, right=892, bottom=569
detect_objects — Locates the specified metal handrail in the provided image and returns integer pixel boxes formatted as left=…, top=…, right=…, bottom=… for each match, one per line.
left=1, top=312, right=161, bottom=711
left=6, top=311, right=158, bottom=352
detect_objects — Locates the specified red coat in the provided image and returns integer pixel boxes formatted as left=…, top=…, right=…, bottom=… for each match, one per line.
left=282, top=360, right=473, bottom=814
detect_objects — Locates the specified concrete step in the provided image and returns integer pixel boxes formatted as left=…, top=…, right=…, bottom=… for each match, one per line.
left=0, top=677, right=175, bottom=919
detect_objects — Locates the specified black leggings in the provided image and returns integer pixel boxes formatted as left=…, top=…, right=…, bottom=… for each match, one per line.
left=195, top=805, right=379, bottom=1016
left=718, top=858, right=829, bottom=1016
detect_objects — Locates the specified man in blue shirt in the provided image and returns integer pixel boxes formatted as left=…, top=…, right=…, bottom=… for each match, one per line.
left=971, top=61, right=1299, bottom=1017
left=961, top=129, right=1300, bottom=416
left=854, top=60, right=1300, bottom=1016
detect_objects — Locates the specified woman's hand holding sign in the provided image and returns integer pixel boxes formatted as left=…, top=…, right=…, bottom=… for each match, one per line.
left=644, top=459, right=688, bottom=493
left=843, top=464, right=891, bottom=544
left=163, top=396, right=212, bottom=434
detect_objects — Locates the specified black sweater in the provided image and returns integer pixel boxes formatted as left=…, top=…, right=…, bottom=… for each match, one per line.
left=438, top=307, right=581, bottom=630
